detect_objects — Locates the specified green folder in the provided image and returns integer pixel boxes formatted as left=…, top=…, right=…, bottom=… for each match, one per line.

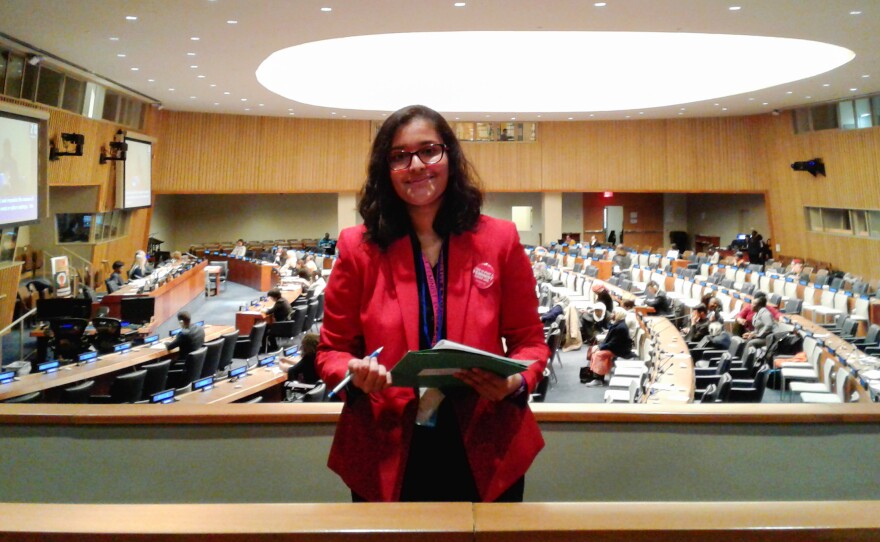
left=390, top=340, right=536, bottom=388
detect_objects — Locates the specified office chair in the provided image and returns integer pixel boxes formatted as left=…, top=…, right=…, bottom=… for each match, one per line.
left=242, top=396, right=263, bottom=404
left=167, top=347, right=207, bottom=390
left=233, top=322, right=266, bottom=366
left=91, top=317, right=123, bottom=354
left=49, top=318, right=90, bottom=361
left=4, top=391, right=43, bottom=403
left=217, top=331, right=240, bottom=374
left=60, top=380, right=96, bottom=404
left=303, top=299, right=319, bottom=333
left=199, top=338, right=224, bottom=379
left=91, top=370, right=147, bottom=404
left=728, top=365, right=771, bottom=403
left=139, top=359, right=172, bottom=401
left=265, top=320, right=298, bottom=352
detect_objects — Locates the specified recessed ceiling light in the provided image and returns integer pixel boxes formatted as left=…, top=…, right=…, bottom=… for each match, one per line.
left=190, top=37, right=200, bottom=41
left=321, top=7, right=332, bottom=12
left=850, top=88, right=858, bottom=91
left=289, top=112, right=295, bottom=115
left=454, top=2, right=466, bottom=6
left=625, top=115, right=631, bottom=118
left=762, top=102, right=768, bottom=105
left=729, top=6, right=741, bottom=11
left=594, top=2, right=607, bottom=6
left=131, top=67, right=139, bottom=71
left=850, top=11, right=862, bottom=15
left=214, top=102, right=219, bottom=106
left=342, top=115, right=347, bottom=118
left=256, top=32, right=856, bottom=113
left=117, top=53, right=126, bottom=58
left=748, top=97, right=754, bottom=100
left=147, top=79, right=155, bottom=82
left=678, top=112, right=683, bottom=115
left=240, top=98, right=247, bottom=101
left=210, top=84, right=217, bottom=87
left=862, top=74, right=870, bottom=78
left=227, top=20, right=238, bottom=24
left=331, top=111, right=336, bottom=115
left=680, top=107, right=686, bottom=110
left=244, top=108, right=250, bottom=111
left=259, top=103, right=264, bottom=106
left=168, top=88, right=175, bottom=91
left=588, top=114, right=594, bottom=117
left=224, top=91, right=231, bottom=95
left=190, top=65, right=198, bottom=68
left=511, top=117, right=516, bottom=120
left=197, top=75, right=206, bottom=78
left=638, top=111, right=644, bottom=115
left=288, top=108, right=293, bottom=111
left=485, top=115, right=491, bottom=118
left=190, top=96, right=196, bottom=99
left=537, top=115, right=542, bottom=118
left=805, top=95, right=811, bottom=99
left=714, top=103, right=720, bottom=106
left=109, top=37, right=119, bottom=41
left=822, top=83, right=830, bottom=87
left=568, top=117, right=574, bottom=120
left=125, top=15, right=138, bottom=21
left=786, top=91, right=793, bottom=94
left=722, top=107, right=728, bottom=111
left=187, top=52, right=196, bottom=56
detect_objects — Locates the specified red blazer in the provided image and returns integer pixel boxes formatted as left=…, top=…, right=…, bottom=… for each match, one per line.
left=316, top=216, right=549, bottom=502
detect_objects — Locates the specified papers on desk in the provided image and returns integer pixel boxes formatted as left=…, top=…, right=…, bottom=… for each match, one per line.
left=861, top=370, right=880, bottom=381
left=239, top=310, right=263, bottom=315
left=150, top=342, right=169, bottom=350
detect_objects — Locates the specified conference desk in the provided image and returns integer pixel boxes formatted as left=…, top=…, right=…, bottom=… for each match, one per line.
left=235, top=288, right=302, bottom=336
left=643, top=316, right=695, bottom=403
left=99, top=260, right=208, bottom=324
left=783, top=314, right=877, bottom=403
left=0, top=324, right=234, bottom=402
left=204, top=253, right=277, bottom=291
left=175, top=364, right=288, bottom=404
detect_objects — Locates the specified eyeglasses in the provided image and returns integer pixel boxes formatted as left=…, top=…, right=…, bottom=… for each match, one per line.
left=387, top=143, right=447, bottom=171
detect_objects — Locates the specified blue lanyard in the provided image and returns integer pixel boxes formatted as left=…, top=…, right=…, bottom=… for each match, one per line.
left=420, top=247, right=445, bottom=347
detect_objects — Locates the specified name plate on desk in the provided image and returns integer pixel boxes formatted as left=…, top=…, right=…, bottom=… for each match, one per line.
left=192, top=376, right=214, bottom=392
left=228, top=365, right=248, bottom=381
left=150, top=389, right=176, bottom=404
left=0, top=370, right=15, bottom=384
left=258, top=355, right=276, bottom=368
left=38, top=361, right=59, bottom=374
left=143, top=335, right=159, bottom=345
left=284, top=346, right=299, bottom=357
left=169, top=328, right=182, bottom=337
left=114, top=342, right=133, bottom=353
left=78, top=351, right=98, bottom=364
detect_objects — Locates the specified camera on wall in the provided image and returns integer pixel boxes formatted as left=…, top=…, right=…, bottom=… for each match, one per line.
left=791, top=158, right=825, bottom=177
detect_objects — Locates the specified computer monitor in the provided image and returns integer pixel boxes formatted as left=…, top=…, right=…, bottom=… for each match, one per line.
left=120, top=297, right=155, bottom=325
left=36, top=298, right=92, bottom=321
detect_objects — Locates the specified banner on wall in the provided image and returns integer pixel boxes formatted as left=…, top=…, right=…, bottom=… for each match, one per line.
left=51, top=256, right=72, bottom=297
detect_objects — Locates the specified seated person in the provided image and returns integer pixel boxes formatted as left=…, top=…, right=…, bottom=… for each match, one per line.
left=621, top=298, right=639, bottom=340
left=304, top=254, right=319, bottom=274
left=168, top=251, right=185, bottom=266
left=106, top=260, right=126, bottom=293
left=281, top=333, right=320, bottom=385
left=581, top=308, right=633, bottom=387
left=592, top=284, right=614, bottom=321
left=128, top=250, right=153, bottom=280
left=230, top=239, right=247, bottom=258
left=278, top=250, right=298, bottom=275
left=533, top=261, right=552, bottom=283
left=684, top=304, right=711, bottom=344
left=743, top=296, right=777, bottom=352
left=579, top=302, right=608, bottom=347
left=612, top=244, right=632, bottom=273
left=263, top=288, right=292, bottom=322
left=696, top=322, right=732, bottom=351
left=164, top=311, right=205, bottom=360
left=733, top=292, right=780, bottom=336
left=644, top=281, right=671, bottom=316
left=308, top=270, right=327, bottom=298
left=706, top=297, right=724, bottom=324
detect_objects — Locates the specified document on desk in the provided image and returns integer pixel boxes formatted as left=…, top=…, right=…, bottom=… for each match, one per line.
left=390, top=340, right=535, bottom=388
left=150, top=342, right=169, bottom=350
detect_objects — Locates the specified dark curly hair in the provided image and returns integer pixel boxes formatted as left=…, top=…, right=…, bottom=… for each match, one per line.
left=358, top=105, right=483, bottom=250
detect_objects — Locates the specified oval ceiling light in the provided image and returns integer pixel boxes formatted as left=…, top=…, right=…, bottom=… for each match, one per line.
left=256, top=31, right=854, bottom=113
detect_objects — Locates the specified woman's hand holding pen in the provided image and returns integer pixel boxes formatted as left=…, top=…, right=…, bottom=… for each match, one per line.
left=455, top=369, right=523, bottom=402
left=348, top=355, right=391, bottom=394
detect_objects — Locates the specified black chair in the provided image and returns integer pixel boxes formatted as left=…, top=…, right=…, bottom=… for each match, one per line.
left=4, top=391, right=42, bottom=403
left=729, top=364, right=771, bottom=403
left=265, top=320, right=299, bottom=352
left=167, top=347, right=207, bottom=390
left=139, top=359, right=171, bottom=401
left=300, top=382, right=326, bottom=402
left=49, top=317, right=90, bottom=361
left=217, top=330, right=240, bottom=374
left=314, top=293, right=325, bottom=328
left=91, top=317, right=123, bottom=354
left=303, top=299, right=319, bottom=333
left=208, top=260, right=229, bottom=293
left=850, top=324, right=880, bottom=349
left=92, top=370, right=147, bottom=404
left=200, top=338, right=224, bottom=378
left=60, top=379, right=95, bottom=404
left=233, top=322, right=266, bottom=366
left=242, top=396, right=263, bottom=403
left=782, top=298, right=802, bottom=315
left=699, top=384, right=718, bottom=404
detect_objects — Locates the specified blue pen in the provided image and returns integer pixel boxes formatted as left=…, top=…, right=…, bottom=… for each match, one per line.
left=327, top=346, right=384, bottom=399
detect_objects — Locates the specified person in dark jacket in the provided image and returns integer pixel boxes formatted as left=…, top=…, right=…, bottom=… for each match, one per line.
left=106, top=260, right=126, bottom=293
left=263, top=288, right=292, bottom=322
left=684, top=304, right=711, bottom=344
left=581, top=308, right=632, bottom=387
left=165, top=311, right=205, bottom=360
left=644, top=281, right=671, bottom=316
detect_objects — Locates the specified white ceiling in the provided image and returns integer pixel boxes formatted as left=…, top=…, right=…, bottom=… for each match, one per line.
left=2, top=0, right=879, bottom=121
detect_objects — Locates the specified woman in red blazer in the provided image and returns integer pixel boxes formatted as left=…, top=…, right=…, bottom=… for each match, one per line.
left=317, top=105, right=548, bottom=503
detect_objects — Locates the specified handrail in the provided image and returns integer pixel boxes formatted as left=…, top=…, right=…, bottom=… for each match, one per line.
left=58, top=246, right=92, bottom=269
left=0, top=307, right=36, bottom=362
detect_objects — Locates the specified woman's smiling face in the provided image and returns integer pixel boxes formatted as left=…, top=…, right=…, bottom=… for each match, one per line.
left=389, top=118, right=449, bottom=213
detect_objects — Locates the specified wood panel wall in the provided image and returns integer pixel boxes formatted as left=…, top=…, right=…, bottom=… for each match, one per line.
left=150, top=108, right=880, bottom=278
left=0, top=96, right=155, bottom=280
left=582, top=192, right=665, bottom=250
left=0, top=262, right=23, bottom=330
left=152, top=112, right=370, bottom=193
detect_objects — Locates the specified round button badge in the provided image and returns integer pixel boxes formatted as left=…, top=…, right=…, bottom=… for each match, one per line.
left=473, top=262, right=495, bottom=289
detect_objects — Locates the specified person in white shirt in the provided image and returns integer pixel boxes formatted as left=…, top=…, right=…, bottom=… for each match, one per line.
left=304, top=254, right=319, bottom=273
left=310, top=270, right=327, bottom=298
left=279, top=250, right=298, bottom=275
left=230, top=239, right=247, bottom=258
